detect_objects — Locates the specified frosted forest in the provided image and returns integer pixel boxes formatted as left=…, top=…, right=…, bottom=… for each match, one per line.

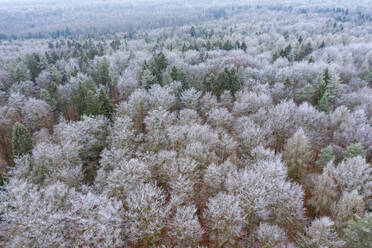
left=0, top=0, right=372, bottom=247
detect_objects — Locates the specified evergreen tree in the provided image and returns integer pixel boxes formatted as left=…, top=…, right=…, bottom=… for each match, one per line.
left=26, top=53, right=42, bottom=81
left=316, top=146, right=335, bottom=167
left=205, top=73, right=217, bottom=92
left=141, top=68, right=156, bottom=89
left=84, top=90, right=99, bottom=116
left=241, top=41, right=247, bottom=52
left=110, top=38, right=121, bottom=51
left=317, top=92, right=332, bottom=113
left=280, top=44, right=292, bottom=59
left=170, top=66, right=179, bottom=81
left=235, top=41, right=241, bottom=49
left=9, top=61, right=31, bottom=83
left=182, top=43, right=187, bottom=52
left=343, top=214, right=372, bottom=248
left=272, top=51, right=280, bottom=62
left=212, top=68, right=240, bottom=99
left=344, top=143, right=366, bottom=160
left=222, top=40, right=234, bottom=51
left=95, top=58, right=111, bottom=86
left=206, top=40, right=213, bottom=50
left=298, top=36, right=303, bottom=44
left=190, top=26, right=196, bottom=37
left=284, top=77, right=292, bottom=88
left=73, top=78, right=97, bottom=116
left=97, top=89, right=114, bottom=120
left=297, top=42, right=313, bottom=61
left=40, top=89, right=57, bottom=112
left=0, top=172, right=3, bottom=186
left=298, top=68, right=342, bottom=112
left=358, top=69, right=372, bottom=85
left=12, top=122, right=33, bottom=158
left=148, top=52, right=168, bottom=85
left=83, top=89, right=114, bottom=119
left=319, top=41, right=326, bottom=49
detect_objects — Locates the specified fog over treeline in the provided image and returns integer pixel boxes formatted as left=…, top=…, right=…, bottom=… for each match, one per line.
left=0, top=0, right=371, bottom=38
left=0, top=0, right=372, bottom=247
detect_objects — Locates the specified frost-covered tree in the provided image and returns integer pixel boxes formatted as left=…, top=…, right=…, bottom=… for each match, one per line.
left=256, top=223, right=289, bottom=248
left=226, top=156, right=306, bottom=234
left=207, top=107, right=233, bottom=131
left=233, top=90, right=272, bottom=116
left=331, top=190, right=365, bottom=229
left=309, top=163, right=338, bottom=216
left=299, top=217, right=344, bottom=248
left=124, top=183, right=169, bottom=246
left=0, top=180, right=124, bottom=247
left=266, top=100, right=296, bottom=152
left=333, top=156, right=372, bottom=198
left=144, top=108, right=175, bottom=151
left=181, top=88, right=202, bottom=110
left=204, top=192, right=245, bottom=247
left=100, top=159, right=152, bottom=200
left=204, top=159, right=237, bottom=195
left=168, top=205, right=204, bottom=247
left=22, top=98, right=52, bottom=132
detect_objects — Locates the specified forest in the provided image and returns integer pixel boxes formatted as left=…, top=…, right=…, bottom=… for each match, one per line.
left=0, top=0, right=372, bottom=247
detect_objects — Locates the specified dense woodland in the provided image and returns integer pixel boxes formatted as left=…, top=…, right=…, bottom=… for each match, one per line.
left=0, top=0, right=372, bottom=247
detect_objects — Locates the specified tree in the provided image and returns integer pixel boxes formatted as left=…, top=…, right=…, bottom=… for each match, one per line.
left=148, top=52, right=168, bottom=85
left=124, top=183, right=169, bottom=246
left=316, top=146, right=335, bottom=167
left=266, top=100, right=296, bottom=153
left=211, top=68, right=240, bottom=99
left=181, top=88, right=202, bottom=110
left=222, top=40, right=234, bottom=51
left=297, top=42, right=313, bottom=61
left=283, top=128, right=309, bottom=180
left=256, top=223, right=289, bottom=248
left=168, top=205, right=204, bottom=247
left=331, top=190, right=365, bottom=229
left=110, top=38, right=121, bottom=51
left=94, top=58, right=111, bottom=86
left=101, top=159, right=152, bottom=200
left=12, top=122, right=33, bottom=158
left=141, top=68, right=156, bottom=89
left=8, top=61, right=31, bottom=83
left=40, top=89, right=57, bottom=112
left=298, top=69, right=343, bottom=112
left=241, top=41, right=247, bottom=52
left=300, top=217, right=344, bottom=248
left=344, top=143, right=366, bottom=160
left=0, top=180, right=124, bottom=247
left=309, top=163, right=338, bottom=216
left=204, top=192, right=245, bottom=247
left=334, top=156, right=372, bottom=198
left=343, top=214, right=372, bottom=248
left=226, top=156, right=306, bottom=234
left=96, top=89, right=114, bottom=119
left=25, top=53, right=42, bottom=81
left=190, top=26, right=196, bottom=37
